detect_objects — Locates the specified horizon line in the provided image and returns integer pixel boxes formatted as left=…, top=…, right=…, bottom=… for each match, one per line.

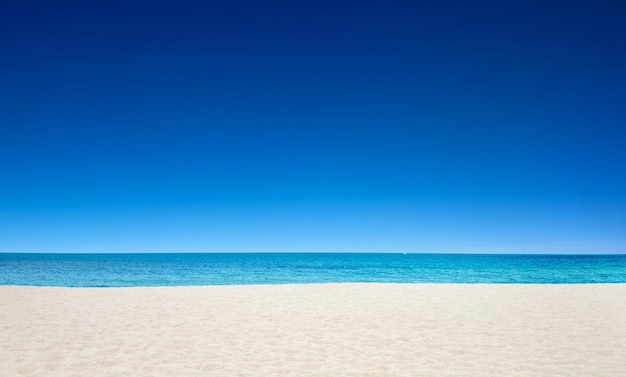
left=2, top=251, right=625, bottom=256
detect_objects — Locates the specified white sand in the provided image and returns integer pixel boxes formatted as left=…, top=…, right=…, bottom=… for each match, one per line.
left=2, top=284, right=626, bottom=377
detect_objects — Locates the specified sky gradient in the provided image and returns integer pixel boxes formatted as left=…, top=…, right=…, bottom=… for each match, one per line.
left=1, top=0, right=625, bottom=253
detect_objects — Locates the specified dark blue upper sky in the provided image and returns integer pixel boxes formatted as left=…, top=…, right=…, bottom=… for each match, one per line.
left=1, top=0, right=625, bottom=252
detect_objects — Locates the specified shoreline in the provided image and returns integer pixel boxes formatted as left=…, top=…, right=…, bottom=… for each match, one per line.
left=4, top=281, right=626, bottom=288
left=3, top=284, right=626, bottom=376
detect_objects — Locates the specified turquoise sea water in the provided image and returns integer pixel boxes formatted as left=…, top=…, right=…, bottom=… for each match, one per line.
left=1, top=253, right=625, bottom=286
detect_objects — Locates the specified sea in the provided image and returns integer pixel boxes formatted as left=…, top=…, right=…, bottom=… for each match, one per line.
left=1, top=253, right=626, bottom=287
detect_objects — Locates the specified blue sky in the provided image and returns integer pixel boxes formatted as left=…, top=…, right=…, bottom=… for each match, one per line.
left=1, top=0, right=625, bottom=253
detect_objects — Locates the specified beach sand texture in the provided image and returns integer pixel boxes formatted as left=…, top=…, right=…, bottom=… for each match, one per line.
left=2, top=284, right=626, bottom=376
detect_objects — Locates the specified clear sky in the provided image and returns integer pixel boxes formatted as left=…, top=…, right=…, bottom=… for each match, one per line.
left=1, top=0, right=625, bottom=253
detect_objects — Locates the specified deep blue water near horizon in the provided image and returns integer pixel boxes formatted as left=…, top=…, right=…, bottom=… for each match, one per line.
left=1, top=253, right=626, bottom=287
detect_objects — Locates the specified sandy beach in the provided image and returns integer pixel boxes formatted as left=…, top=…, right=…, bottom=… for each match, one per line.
left=2, top=284, right=626, bottom=376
